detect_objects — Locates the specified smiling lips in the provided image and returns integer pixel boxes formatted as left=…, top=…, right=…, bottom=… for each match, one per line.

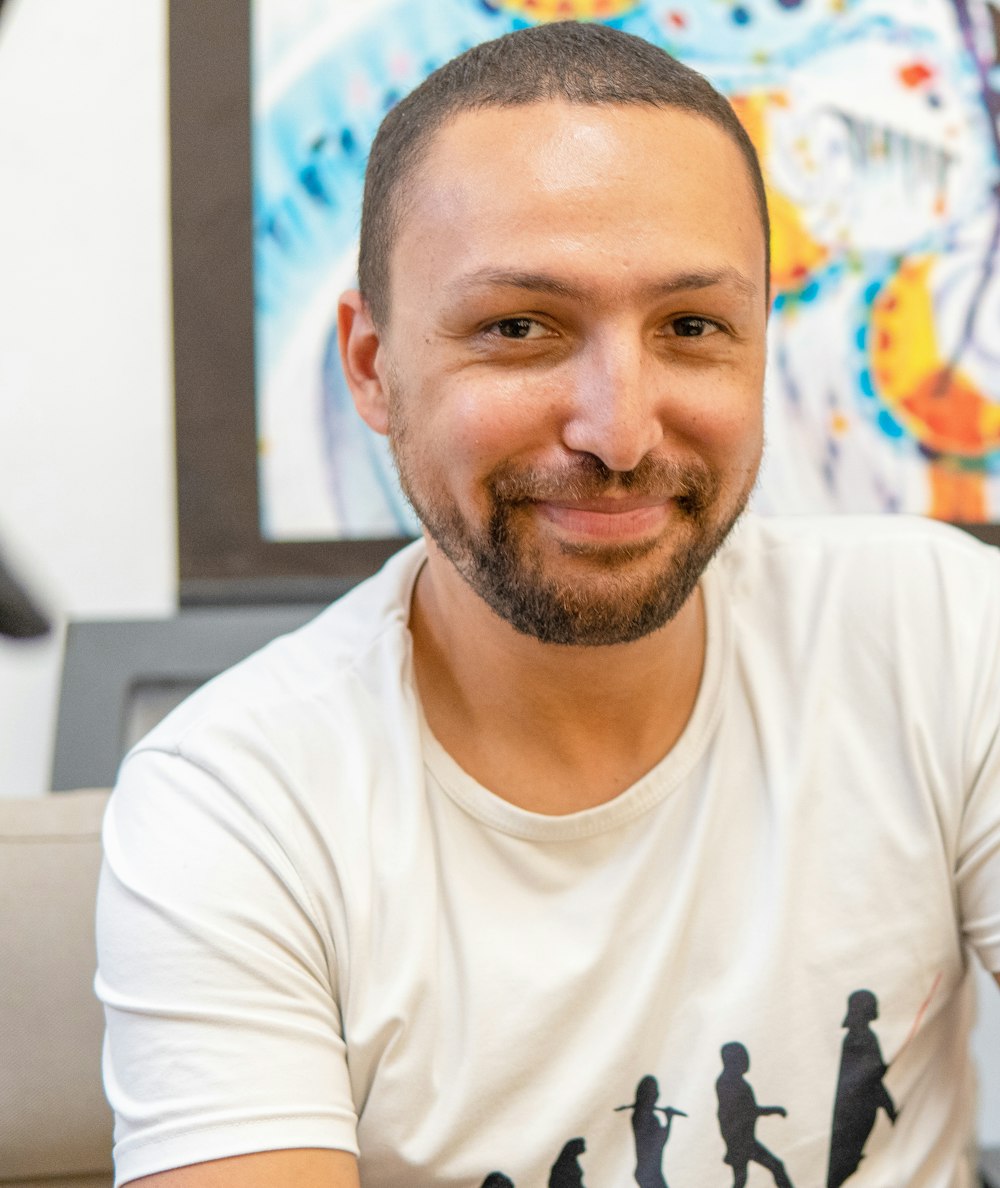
left=535, top=495, right=672, bottom=542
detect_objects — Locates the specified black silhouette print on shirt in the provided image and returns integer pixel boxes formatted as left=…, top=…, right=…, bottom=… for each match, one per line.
left=477, top=987, right=909, bottom=1188
left=827, top=990, right=898, bottom=1187
left=615, top=1074, right=687, bottom=1188
left=548, top=1136, right=587, bottom=1187
left=715, top=1042, right=793, bottom=1188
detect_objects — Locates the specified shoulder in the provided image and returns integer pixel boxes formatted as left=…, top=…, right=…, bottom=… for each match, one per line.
left=104, top=542, right=430, bottom=923
left=715, top=513, right=998, bottom=611
left=720, top=511, right=994, bottom=568
left=144, top=541, right=423, bottom=741
left=117, top=540, right=428, bottom=819
left=709, top=514, right=1000, bottom=694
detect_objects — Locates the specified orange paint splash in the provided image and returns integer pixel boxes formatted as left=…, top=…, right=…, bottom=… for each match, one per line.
left=895, top=972, right=943, bottom=1061
left=900, top=367, right=994, bottom=455
left=899, top=61, right=934, bottom=88
left=929, top=465, right=987, bottom=520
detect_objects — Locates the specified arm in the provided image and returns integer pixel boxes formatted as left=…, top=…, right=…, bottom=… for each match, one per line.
left=123, top=1149, right=360, bottom=1188
left=99, top=751, right=360, bottom=1185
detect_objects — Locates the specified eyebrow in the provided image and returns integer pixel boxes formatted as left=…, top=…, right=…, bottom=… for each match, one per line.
left=452, top=266, right=759, bottom=303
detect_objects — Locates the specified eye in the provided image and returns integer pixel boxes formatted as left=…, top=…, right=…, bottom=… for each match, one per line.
left=485, top=317, right=549, bottom=340
left=667, top=316, right=722, bottom=338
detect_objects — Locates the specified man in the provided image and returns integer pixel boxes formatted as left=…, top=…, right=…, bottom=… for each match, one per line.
left=827, top=991, right=899, bottom=1188
left=96, top=20, right=1000, bottom=1188
left=715, top=1042, right=791, bottom=1188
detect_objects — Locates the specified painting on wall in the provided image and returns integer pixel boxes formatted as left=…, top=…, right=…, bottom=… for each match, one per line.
left=172, top=0, right=1000, bottom=599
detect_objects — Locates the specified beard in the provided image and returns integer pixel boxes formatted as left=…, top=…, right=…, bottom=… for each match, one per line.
left=389, top=406, right=755, bottom=648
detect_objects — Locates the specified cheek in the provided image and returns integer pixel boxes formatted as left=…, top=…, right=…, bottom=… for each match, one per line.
left=675, top=384, right=764, bottom=463
left=724, top=400, right=765, bottom=455
left=718, top=409, right=765, bottom=480
left=427, top=372, right=561, bottom=473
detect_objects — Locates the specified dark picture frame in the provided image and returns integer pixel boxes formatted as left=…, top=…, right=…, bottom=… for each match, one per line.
left=169, top=2, right=999, bottom=609
left=169, top=2, right=411, bottom=605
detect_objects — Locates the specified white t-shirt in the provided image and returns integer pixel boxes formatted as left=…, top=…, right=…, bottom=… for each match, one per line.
left=96, top=515, right=1000, bottom=1188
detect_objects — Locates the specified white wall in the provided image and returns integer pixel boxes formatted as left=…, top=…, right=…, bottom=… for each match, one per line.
left=0, top=0, right=997, bottom=1149
left=0, top=0, right=174, bottom=798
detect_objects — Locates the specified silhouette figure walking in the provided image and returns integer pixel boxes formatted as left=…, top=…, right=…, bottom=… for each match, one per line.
left=615, top=1074, right=687, bottom=1188
left=549, top=1136, right=587, bottom=1187
left=827, top=990, right=897, bottom=1188
left=715, top=1042, right=793, bottom=1188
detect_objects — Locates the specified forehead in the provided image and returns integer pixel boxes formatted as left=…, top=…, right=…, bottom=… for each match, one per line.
left=389, top=100, right=765, bottom=313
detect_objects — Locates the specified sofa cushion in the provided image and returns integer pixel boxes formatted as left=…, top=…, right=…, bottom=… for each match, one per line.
left=0, top=790, right=113, bottom=1184
left=4, top=1178, right=112, bottom=1188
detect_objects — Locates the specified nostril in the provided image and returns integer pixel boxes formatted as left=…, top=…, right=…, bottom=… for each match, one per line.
left=561, top=398, right=665, bottom=474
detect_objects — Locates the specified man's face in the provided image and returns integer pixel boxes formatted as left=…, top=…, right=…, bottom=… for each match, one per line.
left=368, top=101, right=768, bottom=645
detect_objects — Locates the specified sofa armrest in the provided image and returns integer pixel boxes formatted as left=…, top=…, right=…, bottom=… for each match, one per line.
left=0, top=790, right=113, bottom=1184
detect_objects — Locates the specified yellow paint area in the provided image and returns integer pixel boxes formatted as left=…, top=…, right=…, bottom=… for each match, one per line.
left=870, top=255, right=998, bottom=519
left=870, top=258, right=939, bottom=398
left=870, top=256, right=999, bottom=458
left=730, top=91, right=830, bottom=295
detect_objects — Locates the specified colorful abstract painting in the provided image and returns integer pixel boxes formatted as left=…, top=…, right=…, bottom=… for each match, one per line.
left=251, top=0, right=1000, bottom=540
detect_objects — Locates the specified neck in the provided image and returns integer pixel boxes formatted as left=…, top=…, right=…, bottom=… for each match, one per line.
left=409, top=537, right=708, bottom=815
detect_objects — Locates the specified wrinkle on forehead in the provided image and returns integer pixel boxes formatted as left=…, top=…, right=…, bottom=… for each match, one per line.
left=447, top=265, right=761, bottom=305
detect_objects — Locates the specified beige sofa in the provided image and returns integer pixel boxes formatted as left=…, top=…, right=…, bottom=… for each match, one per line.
left=0, top=789, right=113, bottom=1188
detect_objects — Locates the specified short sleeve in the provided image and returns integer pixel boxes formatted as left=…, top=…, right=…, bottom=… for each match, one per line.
left=95, top=746, right=359, bottom=1186
left=955, top=543, right=1000, bottom=972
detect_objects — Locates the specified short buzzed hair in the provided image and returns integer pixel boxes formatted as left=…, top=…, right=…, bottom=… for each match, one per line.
left=358, top=20, right=770, bottom=328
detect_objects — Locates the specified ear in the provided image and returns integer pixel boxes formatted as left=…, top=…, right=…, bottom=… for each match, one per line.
left=338, top=289, right=389, bottom=435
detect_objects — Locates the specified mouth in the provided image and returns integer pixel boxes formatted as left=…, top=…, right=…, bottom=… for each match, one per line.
left=533, top=495, right=673, bottom=543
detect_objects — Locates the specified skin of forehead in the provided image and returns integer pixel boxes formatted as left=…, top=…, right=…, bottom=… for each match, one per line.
left=381, top=99, right=768, bottom=319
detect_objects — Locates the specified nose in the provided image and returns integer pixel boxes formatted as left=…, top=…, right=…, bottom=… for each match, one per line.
left=559, top=331, right=664, bottom=473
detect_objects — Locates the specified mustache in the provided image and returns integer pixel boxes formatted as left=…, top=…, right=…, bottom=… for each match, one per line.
left=486, top=453, right=719, bottom=514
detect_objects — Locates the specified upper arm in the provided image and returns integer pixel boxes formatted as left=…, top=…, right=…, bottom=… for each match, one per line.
left=99, top=751, right=359, bottom=1182
left=123, top=1149, right=360, bottom=1188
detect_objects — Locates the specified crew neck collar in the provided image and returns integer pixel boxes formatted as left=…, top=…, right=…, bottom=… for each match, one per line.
left=414, top=559, right=731, bottom=842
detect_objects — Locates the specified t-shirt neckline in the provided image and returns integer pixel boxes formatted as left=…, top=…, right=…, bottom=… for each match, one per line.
left=413, top=559, right=731, bottom=842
